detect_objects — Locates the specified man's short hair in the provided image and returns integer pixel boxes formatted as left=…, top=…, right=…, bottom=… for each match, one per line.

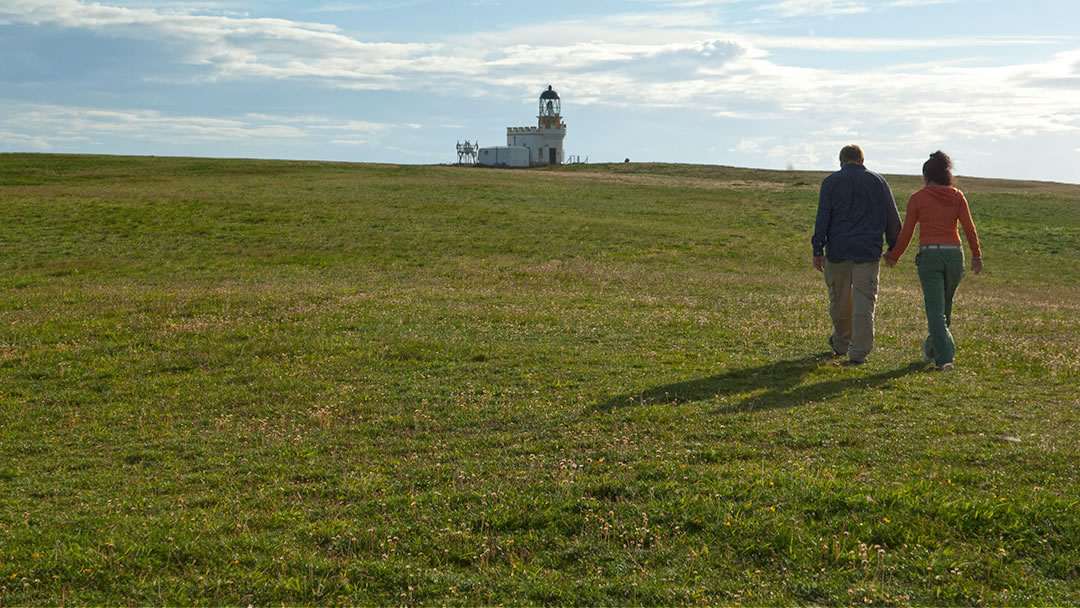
left=839, top=145, right=864, bottom=164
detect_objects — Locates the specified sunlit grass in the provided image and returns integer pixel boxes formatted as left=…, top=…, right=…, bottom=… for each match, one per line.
left=1, top=154, right=1078, bottom=605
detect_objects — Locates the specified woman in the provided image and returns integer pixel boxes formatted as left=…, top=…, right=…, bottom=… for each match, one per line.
left=884, top=151, right=982, bottom=371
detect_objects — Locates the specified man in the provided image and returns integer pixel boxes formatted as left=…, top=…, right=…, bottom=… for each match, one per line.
left=812, top=145, right=901, bottom=364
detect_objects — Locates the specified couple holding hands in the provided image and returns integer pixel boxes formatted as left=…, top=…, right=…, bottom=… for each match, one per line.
left=812, top=145, right=982, bottom=370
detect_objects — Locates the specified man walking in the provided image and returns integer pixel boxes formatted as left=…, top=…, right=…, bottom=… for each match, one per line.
left=812, top=145, right=901, bottom=364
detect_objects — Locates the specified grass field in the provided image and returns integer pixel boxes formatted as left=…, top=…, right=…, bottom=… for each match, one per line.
left=1, top=153, right=1078, bottom=606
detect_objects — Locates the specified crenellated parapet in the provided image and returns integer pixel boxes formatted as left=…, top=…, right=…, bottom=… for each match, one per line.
left=507, top=124, right=566, bottom=134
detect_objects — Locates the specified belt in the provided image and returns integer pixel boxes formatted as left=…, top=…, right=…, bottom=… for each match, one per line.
left=919, top=243, right=962, bottom=251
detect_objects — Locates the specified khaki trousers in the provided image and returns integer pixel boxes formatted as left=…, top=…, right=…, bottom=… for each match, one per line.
left=824, top=259, right=880, bottom=362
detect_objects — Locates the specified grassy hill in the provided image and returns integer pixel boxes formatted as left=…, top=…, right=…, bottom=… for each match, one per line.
left=1, top=153, right=1078, bottom=605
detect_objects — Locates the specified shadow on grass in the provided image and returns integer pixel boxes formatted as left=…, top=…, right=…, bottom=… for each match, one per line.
left=596, top=354, right=926, bottom=413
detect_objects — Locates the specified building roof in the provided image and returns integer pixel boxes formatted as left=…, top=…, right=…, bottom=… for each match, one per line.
left=540, top=85, right=560, bottom=100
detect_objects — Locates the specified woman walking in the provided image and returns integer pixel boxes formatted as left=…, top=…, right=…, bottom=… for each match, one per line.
left=884, top=151, right=982, bottom=371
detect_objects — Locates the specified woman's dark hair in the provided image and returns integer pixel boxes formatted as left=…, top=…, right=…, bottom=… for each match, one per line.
left=922, top=150, right=953, bottom=186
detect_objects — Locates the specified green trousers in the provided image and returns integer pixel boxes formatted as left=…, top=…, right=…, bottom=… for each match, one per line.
left=916, top=248, right=965, bottom=366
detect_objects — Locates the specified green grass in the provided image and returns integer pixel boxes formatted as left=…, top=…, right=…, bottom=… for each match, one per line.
left=1, top=153, right=1078, bottom=606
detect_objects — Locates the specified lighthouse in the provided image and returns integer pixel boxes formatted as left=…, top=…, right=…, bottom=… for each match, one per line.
left=506, top=85, right=567, bottom=165
left=476, top=85, right=568, bottom=167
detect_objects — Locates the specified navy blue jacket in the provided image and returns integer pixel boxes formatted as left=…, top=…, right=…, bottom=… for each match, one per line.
left=812, top=164, right=901, bottom=263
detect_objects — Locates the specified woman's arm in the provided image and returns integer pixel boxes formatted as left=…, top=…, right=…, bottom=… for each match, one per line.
left=885, top=194, right=921, bottom=263
left=957, top=191, right=981, bottom=258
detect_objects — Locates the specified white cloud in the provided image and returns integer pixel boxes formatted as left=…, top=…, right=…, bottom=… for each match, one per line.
left=4, top=0, right=1068, bottom=111
left=314, top=120, right=393, bottom=133
left=3, top=1, right=1078, bottom=179
left=732, top=137, right=774, bottom=154
left=1011, top=49, right=1080, bottom=89
left=242, top=113, right=330, bottom=125
left=887, top=0, right=958, bottom=6
left=0, top=0, right=456, bottom=89
left=330, top=138, right=374, bottom=146
left=741, top=33, right=1066, bottom=52
left=731, top=136, right=824, bottom=170
left=766, top=0, right=869, bottom=17
left=474, top=24, right=1080, bottom=158
left=0, top=129, right=54, bottom=150
left=0, top=103, right=403, bottom=147
left=603, top=10, right=721, bottom=29
left=304, top=1, right=430, bottom=13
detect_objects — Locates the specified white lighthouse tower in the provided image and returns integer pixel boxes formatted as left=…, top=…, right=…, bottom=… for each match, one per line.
left=506, top=85, right=567, bottom=165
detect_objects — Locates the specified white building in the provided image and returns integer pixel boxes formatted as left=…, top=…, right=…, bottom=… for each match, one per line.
left=476, top=146, right=530, bottom=168
left=478, top=86, right=567, bottom=167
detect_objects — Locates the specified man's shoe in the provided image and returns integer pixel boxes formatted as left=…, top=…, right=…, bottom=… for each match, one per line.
left=828, top=336, right=845, bottom=356
left=936, top=363, right=954, bottom=371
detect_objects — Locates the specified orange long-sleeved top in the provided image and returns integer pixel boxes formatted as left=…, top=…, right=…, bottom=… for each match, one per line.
left=888, top=185, right=981, bottom=260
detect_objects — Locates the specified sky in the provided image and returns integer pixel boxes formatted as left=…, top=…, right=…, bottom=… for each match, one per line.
left=1, top=0, right=1078, bottom=183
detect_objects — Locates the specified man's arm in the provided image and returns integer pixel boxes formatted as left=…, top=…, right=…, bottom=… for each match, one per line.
left=811, top=181, right=831, bottom=271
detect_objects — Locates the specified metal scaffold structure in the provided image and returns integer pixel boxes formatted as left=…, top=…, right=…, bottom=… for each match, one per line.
left=455, top=140, right=479, bottom=164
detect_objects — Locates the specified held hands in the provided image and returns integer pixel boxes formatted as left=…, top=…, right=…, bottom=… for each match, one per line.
left=813, top=255, right=825, bottom=272
left=883, top=254, right=897, bottom=267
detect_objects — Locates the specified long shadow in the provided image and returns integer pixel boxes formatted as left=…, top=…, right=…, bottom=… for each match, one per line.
left=595, top=354, right=926, bottom=414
